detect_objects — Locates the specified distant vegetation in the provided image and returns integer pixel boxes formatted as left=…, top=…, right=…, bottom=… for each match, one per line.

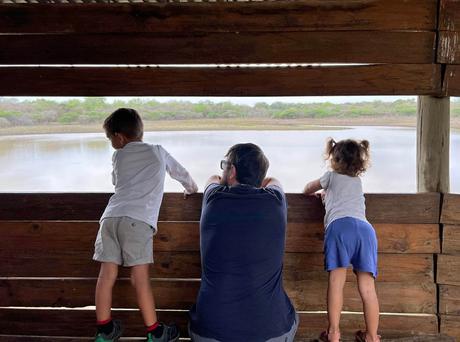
left=0, top=97, right=459, bottom=128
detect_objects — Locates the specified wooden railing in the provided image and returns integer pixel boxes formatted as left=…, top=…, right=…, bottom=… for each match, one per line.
left=1, top=192, right=455, bottom=340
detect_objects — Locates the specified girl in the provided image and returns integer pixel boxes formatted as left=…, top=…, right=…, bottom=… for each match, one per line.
left=303, top=138, right=380, bottom=342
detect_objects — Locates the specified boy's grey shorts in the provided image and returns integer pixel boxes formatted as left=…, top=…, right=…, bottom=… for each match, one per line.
left=93, top=216, right=155, bottom=267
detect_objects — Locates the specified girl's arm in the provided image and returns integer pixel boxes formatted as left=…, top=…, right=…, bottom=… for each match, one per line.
left=303, top=178, right=322, bottom=195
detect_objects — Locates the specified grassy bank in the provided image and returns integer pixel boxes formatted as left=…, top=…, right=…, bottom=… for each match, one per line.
left=0, top=116, right=459, bottom=136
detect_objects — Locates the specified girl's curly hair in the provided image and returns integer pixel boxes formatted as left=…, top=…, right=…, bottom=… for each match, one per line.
left=325, top=138, right=370, bottom=177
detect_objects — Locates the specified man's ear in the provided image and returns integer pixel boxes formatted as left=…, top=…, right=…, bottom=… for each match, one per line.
left=229, top=165, right=237, bottom=182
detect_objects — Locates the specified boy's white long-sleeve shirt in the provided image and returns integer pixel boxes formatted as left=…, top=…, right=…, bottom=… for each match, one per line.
left=100, top=141, right=197, bottom=228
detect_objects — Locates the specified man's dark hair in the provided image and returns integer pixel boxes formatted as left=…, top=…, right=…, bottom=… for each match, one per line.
left=103, top=108, right=143, bottom=140
left=225, top=143, right=269, bottom=187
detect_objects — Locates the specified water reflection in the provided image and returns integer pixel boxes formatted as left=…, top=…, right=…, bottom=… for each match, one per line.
left=0, top=127, right=457, bottom=193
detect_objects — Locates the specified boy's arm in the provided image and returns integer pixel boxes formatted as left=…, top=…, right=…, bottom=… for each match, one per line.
left=303, top=178, right=322, bottom=195
left=163, top=148, right=198, bottom=194
left=261, top=177, right=283, bottom=190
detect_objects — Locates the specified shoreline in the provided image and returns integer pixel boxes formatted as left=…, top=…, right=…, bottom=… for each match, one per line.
left=0, top=117, right=459, bottom=135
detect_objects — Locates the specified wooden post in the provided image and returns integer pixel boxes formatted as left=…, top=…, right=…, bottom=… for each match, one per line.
left=417, top=96, right=450, bottom=193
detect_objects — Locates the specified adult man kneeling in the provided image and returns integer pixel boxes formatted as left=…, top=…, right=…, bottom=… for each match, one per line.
left=189, top=143, right=298, bottom=342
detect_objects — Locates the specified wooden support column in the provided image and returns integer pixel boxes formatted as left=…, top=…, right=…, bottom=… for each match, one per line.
left=417, top=96, right=450, bottom=193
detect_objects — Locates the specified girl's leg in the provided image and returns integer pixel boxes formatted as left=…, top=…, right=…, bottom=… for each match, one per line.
left=327, top=268, right=347, bottom=339
left=356, top=271, right=380, bottom=342
left=95, top=262, right=119, bottom=321
left=131, top=264, right=157, bottom=326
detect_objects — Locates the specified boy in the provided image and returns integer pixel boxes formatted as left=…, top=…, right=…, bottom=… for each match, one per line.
left=93, top=108, right=198, bottom=342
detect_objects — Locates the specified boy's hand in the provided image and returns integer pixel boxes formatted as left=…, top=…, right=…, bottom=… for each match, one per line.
left=183, top=183, right=199, bottom=199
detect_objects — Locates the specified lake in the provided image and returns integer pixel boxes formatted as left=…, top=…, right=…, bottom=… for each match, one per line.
left=0, top=126, right=458, bottom=193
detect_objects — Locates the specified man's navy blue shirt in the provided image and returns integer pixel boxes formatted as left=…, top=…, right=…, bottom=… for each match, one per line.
left=189, top=183, right=296, bottom=342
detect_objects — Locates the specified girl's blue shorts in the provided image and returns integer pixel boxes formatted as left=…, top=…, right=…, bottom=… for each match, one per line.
left=324, top=216, right=378, bottom=278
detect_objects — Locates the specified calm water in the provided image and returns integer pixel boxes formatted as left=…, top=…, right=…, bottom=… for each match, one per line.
left=0, top=127, right=458, bottom=193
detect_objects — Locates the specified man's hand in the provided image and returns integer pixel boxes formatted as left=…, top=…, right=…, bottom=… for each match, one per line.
left=205, top=175, right=222, bottom=189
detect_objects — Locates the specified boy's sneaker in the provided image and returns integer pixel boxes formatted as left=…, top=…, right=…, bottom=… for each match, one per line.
left=146, top=323, right=180, bottom=342
left=95, top=319, right=123, bottom=342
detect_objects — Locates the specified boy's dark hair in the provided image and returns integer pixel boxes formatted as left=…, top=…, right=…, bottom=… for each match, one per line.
left=103, top=108, right=143, bottom=140
left=225, top=143, right=269, bottom=187
left=325, top=138, right=370, bottom=177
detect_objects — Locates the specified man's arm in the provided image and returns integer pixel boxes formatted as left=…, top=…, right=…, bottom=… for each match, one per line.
left=303, top=178, right=322, bottom=195
left=205, top=175, right=222, bottom=189
left=261, top=177, right=283, bottom=190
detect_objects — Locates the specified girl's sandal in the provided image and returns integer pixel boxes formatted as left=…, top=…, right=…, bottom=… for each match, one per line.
left=319, top=330, right=341, bottom=342
left=355, top=330, right=381, bottom=342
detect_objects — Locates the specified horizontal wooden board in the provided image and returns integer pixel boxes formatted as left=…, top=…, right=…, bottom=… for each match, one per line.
left=0, top=308, right=439, bottom=338
left=0, top=32, right=436, bottom=64
left=440, top=315, right=460, bottom=340
left=0, top=221, right=439, bottom=274
left=442, top=225, right=460, bottom=254
left=439, top=284, right=460, bottom=315
left=441, top=193, right=460, bottom=224
left=440, top=0, right=460, bottom=31
left=437, top=31, right=460, bottom=64
left=437, top=254, right=460, bottom=286
left=0, top=229, right=435, bottom=281
left=0, top=279, right=436, bottom=314
left=0, top=193, right=441, bottom=223
left=0, top=1, right=438, bottom=34
left=0, top=64, right=442, bottom=97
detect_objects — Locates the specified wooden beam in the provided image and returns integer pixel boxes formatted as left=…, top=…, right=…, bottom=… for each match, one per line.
left=442, top=225, right=460, bottom=253
left=0, top=32, right=436, bottom=64
left=0, top=193, right=441, bottom=223
left=440, top=315, right=460, bottom=340
left=416, top=96, right=450, bottom=192
left=444, top=65, right=460, bottom=95
left=0, top=309, right=439, bottom=338
left=437, top=31, right=460, bottom=64
left=437, top=254, right=460, bottom=286
left=439, top=285, right=460, bottom=315
left=0, top=279, right=437, bottom=313
left=0, top=64, right=442, bottom=96
left=441, top=194, right=460, bottom=224
left=440, top=0, right=460, bottom=31
left=0, top=1, right=438, bottom=34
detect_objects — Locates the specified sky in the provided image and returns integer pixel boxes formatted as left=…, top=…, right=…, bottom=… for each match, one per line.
left=5, top=95, right=417, bottom=105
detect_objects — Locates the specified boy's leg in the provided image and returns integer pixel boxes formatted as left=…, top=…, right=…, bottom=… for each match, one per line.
left=327, top=268, right=347, bottom=336
left=131, top=263, right=158, bottom=326
left=356, top=271, right=380, bottom=342
left=95, top=262, right=119, bottom=321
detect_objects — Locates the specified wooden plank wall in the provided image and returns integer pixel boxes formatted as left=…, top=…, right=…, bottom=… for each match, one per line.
left=439, top=0, right=460, bottom=95
left=0, top=0, right=442, bottom=96
left=439, top=194, right=460, bottom=340
left=0, top=193, right=441, bottom=340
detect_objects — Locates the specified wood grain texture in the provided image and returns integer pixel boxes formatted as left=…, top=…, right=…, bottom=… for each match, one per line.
left=440, top=0, right=460, bottom=31
left=437, top=254, right=460, bottom=286
left=0, top=65, right=442, bottom=97
left=442, top=225, right=460, bottom=254
left=0, top=309, right=439, bottom=338
left=0, top=235, right=435, bottom=281
left=444, top=65, right=460, bottom=95
left=0, top=278, right=436, bottom=313
left=440, top=314, right=460, bottom=340
left=0, top=193, right=441, bottom=223
left=439, top=284, right=460, bottom=315
left=441, top=193, right=460, bottom=224
left=0, top=1, right=438, bottom=33
left=437, top=31, right=460, bottom=64
left=0, top=32, right=436, bottom=65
